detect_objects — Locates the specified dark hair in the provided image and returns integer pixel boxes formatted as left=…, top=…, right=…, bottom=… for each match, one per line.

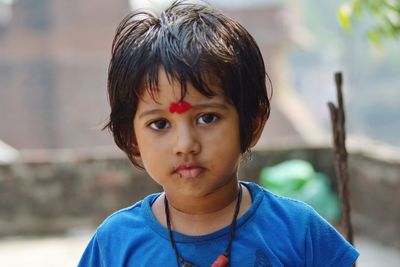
left=105, top=0, right=272, bottom=168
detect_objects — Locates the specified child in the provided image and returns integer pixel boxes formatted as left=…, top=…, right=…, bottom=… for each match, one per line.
left=78, top=1, right=359, bottom=266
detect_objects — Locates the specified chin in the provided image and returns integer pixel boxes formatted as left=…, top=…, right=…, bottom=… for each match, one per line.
left=174, top=185, right=211, bottom=198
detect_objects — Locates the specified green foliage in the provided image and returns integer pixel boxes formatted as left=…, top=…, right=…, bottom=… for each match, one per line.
left=338, top=0, right=400, bottom=46
left=259, top=160, right=341, bottom=222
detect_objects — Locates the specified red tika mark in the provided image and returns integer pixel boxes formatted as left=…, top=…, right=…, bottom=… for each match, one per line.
left=211, top=255, right=229, bottom=267
left=169, top=101, right=192, bottom=114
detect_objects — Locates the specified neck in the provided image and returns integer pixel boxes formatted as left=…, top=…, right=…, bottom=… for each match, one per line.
left=151, top=181, right=252, bottom=236
left=165, top=183, right=243, bottom=237
left=164, top=185, right=243, bottom=266
left=166, top=179, right=239, bottom=215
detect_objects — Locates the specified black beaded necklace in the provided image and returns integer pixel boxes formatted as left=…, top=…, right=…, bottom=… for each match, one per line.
left=164, top=185, right=243, bottom=267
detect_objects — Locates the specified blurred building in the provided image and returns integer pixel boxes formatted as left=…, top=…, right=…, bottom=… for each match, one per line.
left=0, top=0, right=323, bottom=150
left=0, top=0, right=128, bottom=149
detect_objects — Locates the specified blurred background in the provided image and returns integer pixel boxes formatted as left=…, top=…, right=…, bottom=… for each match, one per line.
left=0, top=0, right=399, bottom=266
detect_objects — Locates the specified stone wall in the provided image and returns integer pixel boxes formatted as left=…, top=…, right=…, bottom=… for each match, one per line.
left=0, top=148, right=161, bottom=236
left=348, top=150, right=400, bottom=249
left=0, top=144, right=399, bottom=249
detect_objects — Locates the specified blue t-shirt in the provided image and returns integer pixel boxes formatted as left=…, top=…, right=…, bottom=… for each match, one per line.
left=78, top=182, right=359, bottom=266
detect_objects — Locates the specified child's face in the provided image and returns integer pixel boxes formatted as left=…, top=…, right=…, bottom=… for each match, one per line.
left=133, top=70, right=242, bottom=198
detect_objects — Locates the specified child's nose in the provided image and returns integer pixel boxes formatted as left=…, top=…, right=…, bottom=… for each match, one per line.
left=173, top=125, right=201, bottom=156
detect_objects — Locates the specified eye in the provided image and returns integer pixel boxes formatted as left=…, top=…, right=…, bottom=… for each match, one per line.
left=149, top=119, right=170, bottom=130
left=197, top=113, right=219, bottom=124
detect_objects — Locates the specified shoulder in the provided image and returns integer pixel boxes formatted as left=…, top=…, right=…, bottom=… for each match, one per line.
left=246, top=181, right=345, bottom=238
left=243, top=181, right=318, bottom=248
left=245, top=181, right=317, bottom=223
left=246, top=182, right=322, bottom=244
left=244, top=182, right=359, bottom=265
left=95, top=193, right=160, bottom=239
left=79, top=192, right=177, bottom=266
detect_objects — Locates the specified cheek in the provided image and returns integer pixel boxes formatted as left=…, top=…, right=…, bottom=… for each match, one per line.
left=139, top=139, right=161, bottom=160
left=139, top=144, right=166, bottom=181
left=138, top=135, right=170, bottom=168
left=204, top=127, right=241, bottom=161
left=207, top=121, right=241, bottom=148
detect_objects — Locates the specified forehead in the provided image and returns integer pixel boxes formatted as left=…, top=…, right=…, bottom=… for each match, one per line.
left=140, top=69, right=224, bottom=104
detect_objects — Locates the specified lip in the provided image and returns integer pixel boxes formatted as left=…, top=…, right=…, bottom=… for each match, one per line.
left=173, top=163, right=205, bottom=179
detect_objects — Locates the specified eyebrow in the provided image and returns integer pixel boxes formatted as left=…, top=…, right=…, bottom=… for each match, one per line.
left=138, top=103, right=229, bottom=119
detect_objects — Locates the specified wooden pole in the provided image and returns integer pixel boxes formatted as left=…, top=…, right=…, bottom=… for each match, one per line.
left=327, top=72, right=354, bottom=246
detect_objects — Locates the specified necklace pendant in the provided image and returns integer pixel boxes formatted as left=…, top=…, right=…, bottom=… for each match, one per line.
left=182, top=261, right=195, bottom=267
left=211, top=254, right=229, bottom=267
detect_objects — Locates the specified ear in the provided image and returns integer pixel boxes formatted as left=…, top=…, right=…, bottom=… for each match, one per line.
left=249, top=115, right=267, bottom=148
left=132, top=143, right=141, bottom=157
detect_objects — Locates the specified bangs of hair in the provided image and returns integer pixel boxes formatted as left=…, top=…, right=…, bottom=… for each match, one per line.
left=113, top=1, right=248, bottom=101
